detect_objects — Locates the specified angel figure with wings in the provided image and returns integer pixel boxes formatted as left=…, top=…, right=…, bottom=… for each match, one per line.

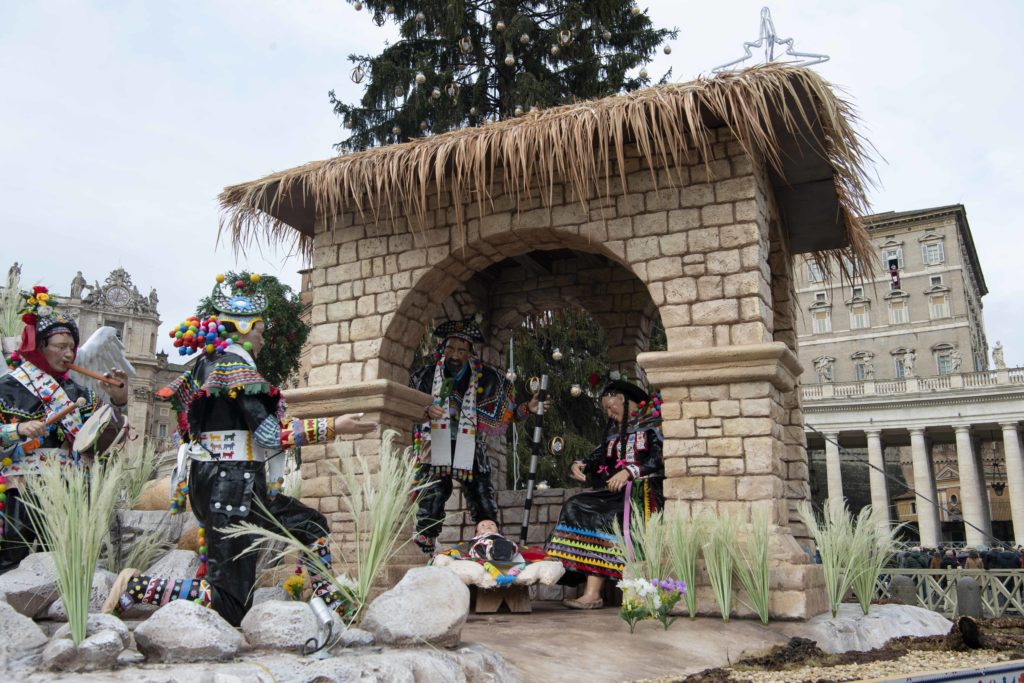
left=0, top=286, right=133, bottom=573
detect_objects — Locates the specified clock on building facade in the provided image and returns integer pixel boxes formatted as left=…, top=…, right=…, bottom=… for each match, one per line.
left=105, top=285, right=130, bottom=307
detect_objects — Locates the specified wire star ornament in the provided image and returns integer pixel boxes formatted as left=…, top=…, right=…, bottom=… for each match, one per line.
left=713, top=7, right=830, bottom=74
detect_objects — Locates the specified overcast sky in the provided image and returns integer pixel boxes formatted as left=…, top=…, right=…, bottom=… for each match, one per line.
left=2, top=1, right=1021, bottom=366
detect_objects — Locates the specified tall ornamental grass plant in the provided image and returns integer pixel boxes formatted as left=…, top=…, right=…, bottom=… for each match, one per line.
left=848, top=506, right=901, bottom=615
left=794, top=497, right=860, bottom=618
left=224, top=429, right=427, bottom=623
left=731, top=508, right=772, bottom=624
left=703, top=512, right=740, bottom=622
left=666, top=512, right=706, bottom=620
left=24, top=458, right=124, bottom=644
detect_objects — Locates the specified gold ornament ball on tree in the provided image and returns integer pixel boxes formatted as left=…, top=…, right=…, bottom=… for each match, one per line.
left=570, top=384, right=582, bottom=397
left=419, top=121, right=428, bottom=130
left=469, top=106, right=478, bottom=115
left=392, top=125, right=401, bottom=135
left=514, top=105, right=524, bottom=116
left=640, top=68, right=649, bottom=79
left=504, top=54, right=515, bottom=66
left=602, top=30, right=612, bottom=41
left=519, top=33, right=530, bottom=44
left=664, top=45, right=672, bottom=55
left=415, top=71, right=426, bottom=84
left=495, top=20, right=506, bottom=32
left=415, top=11, right=425, bottom=22
left=550, top=45, right=561, bottom=57
left=353, top=1, right=362, bottom=10
left=431, top=87, right=441, bottom=99
left=630, top=6, right=641, bottom=16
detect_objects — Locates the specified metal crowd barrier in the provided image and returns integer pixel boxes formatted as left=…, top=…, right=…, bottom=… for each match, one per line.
left=872, top=569, right=1024, bottom=618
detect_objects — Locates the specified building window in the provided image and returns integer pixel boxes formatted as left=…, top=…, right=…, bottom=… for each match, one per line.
left=929, top=294, right=950, bottom=319
left=889, top=300, right=908, bottom=325
left=158, top=424, right=167, bottom=438
left=910, top=501, right=917, bottom=514
left=882, top=246, right=904, bottom=270
left=807, top=262, right=825, bottom=284
left=851, top=286, right=864, bottom=299
left=159, top=407, right=169, bottom=417
left=814, top=291, right=827, bottom=303
left=922, top=241, right=945, bottom=265
left=849, top=304, right=869, bottom=330
left=930, top=275, right=943, bottom=288
left=812, top=310, right=832, bottom=334
left=895, top=356, right=907, bottom=378
left=854, top=361, right=867, bottom=381
left=936, top=352, right=953, bottom=375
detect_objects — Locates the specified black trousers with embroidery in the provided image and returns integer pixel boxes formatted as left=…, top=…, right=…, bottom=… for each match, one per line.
left=189, top=460, right=330, bottom=626
left=415, top=441, right=499, bottom=539
left=0, top=488, right=38, bottom=574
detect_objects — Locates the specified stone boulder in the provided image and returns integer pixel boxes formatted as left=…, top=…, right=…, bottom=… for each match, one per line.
left=0, top=600, right=48, bottom=669
left=338, top=627, right=376, bottom=648
left=134, top=599, right=243, bottom=662
left=361, top=566, right=469, bottom=648
left=116, top=509, right=188, bottom=547
left=46, top=569, right=116, bottom=621
left=796, top=603, right=952, bottom=654
left=252, top=586, right=289, bottom=606
left=43, top=613, right=132, bottom=672
left=241, top=600, right=343, bottom=652
left=144, top=548, right=201, bottom=578
left=0, top=552, right=59, bottom=617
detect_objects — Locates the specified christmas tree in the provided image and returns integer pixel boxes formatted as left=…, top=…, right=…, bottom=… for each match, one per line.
left=331, top=0, right=677, bottom=150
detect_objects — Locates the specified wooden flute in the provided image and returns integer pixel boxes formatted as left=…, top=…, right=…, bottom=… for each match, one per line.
left=67, top=363, right=126, bottom=389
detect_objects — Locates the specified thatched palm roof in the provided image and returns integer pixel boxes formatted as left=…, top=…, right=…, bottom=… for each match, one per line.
left=219, top=65, right=875, bottom=268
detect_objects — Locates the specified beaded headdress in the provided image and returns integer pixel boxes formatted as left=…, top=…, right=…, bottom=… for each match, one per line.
left=169, top=274, right=266, bottom=357
left=433, top=317, right=485, bottom=346
left=6, top=285, right=80, bottom=369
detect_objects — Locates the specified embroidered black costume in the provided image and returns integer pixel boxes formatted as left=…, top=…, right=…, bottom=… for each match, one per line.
left=408, top=318, right=529, bottom=553
left=109, top=275, right=348, bottom=625
left=547, top=381, right=664, bottom=582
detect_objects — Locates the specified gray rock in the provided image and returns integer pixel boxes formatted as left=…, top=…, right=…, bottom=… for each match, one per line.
left=43, top=613, right=133, bottom=671
left=0, top=600, right=48, bottom=668
left=144, top=548, right=200, bottom=579
left=115, top=648, right=145, bottom=666
left=134, top=599, right=243, bottom=662
left=0, top=552, right=59, bottom=617
left=46, top=569, right=117, bottom=621
left=241, top=600, right=343, bottom=652
left=361, top=566, right=469, bottom=648
left=252, top=586, right=288, bottom=607
left=956, top=576, right=983, bottom=618
left=794, top=603, right=952, bottom=654
left=338, top=627, right=376, bottom=647
left=889, top=575, right=917, bottom=605
left=117, top=509, right=187, bottom=545
left=54, top=613, right=132, bottom=649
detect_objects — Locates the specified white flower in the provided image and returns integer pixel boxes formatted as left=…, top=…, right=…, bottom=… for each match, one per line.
left=537, top=481, right=549, bottom=490
left=334, top=573, right=358, bottom=591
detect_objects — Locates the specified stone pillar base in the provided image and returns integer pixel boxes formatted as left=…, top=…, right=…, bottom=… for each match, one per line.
left=282, top=380, right=431, bottom=588
left=639, top=342, right=827, bottom=620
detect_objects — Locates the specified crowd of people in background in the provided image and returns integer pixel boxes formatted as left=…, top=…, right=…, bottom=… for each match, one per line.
left=892, top=545, right=1024, bottom=570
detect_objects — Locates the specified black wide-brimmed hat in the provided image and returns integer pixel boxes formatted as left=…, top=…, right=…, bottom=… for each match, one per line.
left=433, top=318, right=485, bottom=345
left=600, top=379, right=649, bottom=405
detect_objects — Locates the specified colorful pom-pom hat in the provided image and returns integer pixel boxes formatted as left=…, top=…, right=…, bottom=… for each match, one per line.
left=168, top=274, right=267, bottom=357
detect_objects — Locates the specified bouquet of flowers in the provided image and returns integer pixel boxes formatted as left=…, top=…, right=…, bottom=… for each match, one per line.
left=618, top=577, right=687, bottom=633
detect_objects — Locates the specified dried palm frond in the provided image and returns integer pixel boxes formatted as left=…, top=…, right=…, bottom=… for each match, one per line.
left=220, top=65, right=875, bottom=272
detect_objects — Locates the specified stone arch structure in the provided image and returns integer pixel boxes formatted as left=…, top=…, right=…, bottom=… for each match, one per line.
left=221, top=69, right=881, bottom=619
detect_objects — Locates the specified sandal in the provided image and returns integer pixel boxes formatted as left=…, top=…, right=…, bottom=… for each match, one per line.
left=562, top=597, right=604, bottom=610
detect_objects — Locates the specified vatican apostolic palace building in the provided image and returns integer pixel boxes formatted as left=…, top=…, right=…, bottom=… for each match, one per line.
left=797, top=205, right=1024, bottom=547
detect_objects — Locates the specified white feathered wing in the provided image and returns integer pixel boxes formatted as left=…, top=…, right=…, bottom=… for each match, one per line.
left=70, top=326, right=136, bottom=394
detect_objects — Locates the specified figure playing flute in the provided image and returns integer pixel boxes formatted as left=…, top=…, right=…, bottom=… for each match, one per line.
left=0, top=286, right=129, bottom=573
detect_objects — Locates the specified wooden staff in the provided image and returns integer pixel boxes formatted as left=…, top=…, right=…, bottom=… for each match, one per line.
left=67, top=363, right=125, bottom=388
left=520, top=374, right=549, bottom=545
left=43, top=397, right=87, bottom=427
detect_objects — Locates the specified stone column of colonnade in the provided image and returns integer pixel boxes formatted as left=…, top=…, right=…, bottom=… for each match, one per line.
left=1001, top=422, right=1024, bottom=544
left=909, top=428, right=941, bottom=548
left=865, top=430, right=891, bottom=532
left=954, top=426, right=992, bottom=548
left=823, top=432, right=843, bottom=504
